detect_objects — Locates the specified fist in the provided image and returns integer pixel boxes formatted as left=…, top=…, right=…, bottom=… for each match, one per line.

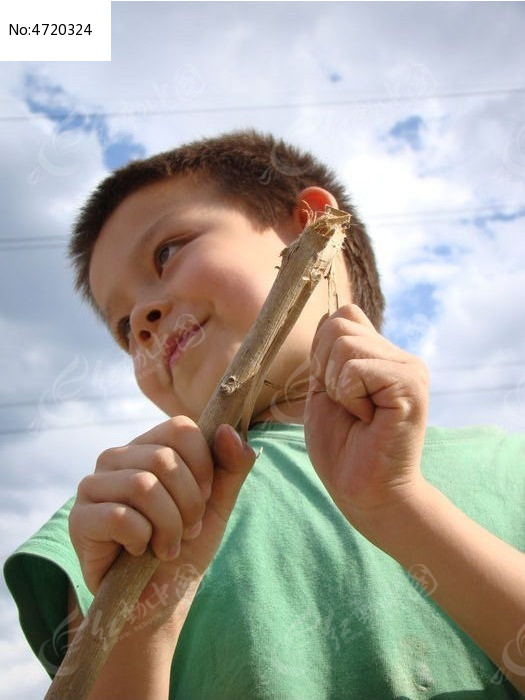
left=305, top=304, right=429, bottom=522
left=69, top=416, right=255, bottom=594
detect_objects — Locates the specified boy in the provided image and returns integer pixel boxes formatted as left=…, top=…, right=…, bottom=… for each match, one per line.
left=4, top=130, right=525, bottom=699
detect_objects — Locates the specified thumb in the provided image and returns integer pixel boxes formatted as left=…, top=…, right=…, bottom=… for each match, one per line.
left=207, top=424, right=257, bottom=522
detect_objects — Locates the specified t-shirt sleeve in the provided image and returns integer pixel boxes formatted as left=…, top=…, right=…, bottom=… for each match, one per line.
left=3, top=498, right=93, bottom=678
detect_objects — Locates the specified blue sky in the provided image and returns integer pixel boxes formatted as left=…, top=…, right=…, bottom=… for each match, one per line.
left=23, top=72, right=146, bottom=169
left=388, top=115, right=426, bottom=150
left=1, top=3, right=525, bottom=697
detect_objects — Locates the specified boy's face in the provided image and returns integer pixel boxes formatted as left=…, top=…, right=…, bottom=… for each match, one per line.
left=89, top=176, right=349, bottom=423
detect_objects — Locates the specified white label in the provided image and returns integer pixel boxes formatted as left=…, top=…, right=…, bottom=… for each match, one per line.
left=0, top=0, right=110, bottom=62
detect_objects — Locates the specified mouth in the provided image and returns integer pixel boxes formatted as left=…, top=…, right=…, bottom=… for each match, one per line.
left=164, top=319, right=207, bottom=369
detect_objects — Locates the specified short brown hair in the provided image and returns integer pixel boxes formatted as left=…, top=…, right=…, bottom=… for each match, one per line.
left=69, top=129, right=385, bottom=329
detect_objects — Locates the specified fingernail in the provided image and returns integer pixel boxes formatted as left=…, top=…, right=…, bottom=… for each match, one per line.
left=224, top=425, right=253, bottom=457
left=184, top=521, right=202, bottom=540
left=227, top=425, right=243, bottom=449
left=316, top=312, right=329, bottom=329
left=167, top=543, right=180, bottom=560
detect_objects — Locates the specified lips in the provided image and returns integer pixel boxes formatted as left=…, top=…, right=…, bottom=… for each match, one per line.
left=164, top=320, right=206, bottom=368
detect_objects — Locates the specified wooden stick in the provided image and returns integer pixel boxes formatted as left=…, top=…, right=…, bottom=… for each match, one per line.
left=44, top=206, right=350, bottom=700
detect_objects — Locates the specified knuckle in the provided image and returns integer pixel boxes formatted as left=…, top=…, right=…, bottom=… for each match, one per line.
left=184, top=492, right=205, bottom=523
left=343, top=357, right=360, bottom=375
left=130, top=470, right=158, bottom=498
left=149, top=446, right=175, bottom=475
left=404, top=395, right=426, bottom=422
left=327, top=316, right=348, bottom=336
left=396, top=396, right=413, bottom=416
left=108, top=505, right=132, bottom=540
left=76, top=474, right=95, bottom=498
left=108, top=504, right=135, bottom=534
left=338, top=303, right=355, bottom=318
left=332, top=334, right=356, bottom=361
left=95, top=447, right=120, bottom=471
left=167, top=414, right=196, bottom=432
left=95, top=449, right=110, bottom=471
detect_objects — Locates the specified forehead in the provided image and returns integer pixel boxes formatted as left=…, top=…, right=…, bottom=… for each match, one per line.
left=88, top=176, right=223, bottom=317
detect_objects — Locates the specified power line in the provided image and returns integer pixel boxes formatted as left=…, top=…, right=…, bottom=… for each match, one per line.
left=0, top=236, right=66, bottom=244
left=430, top=360, right=525, bottom=372
left=0, top=237, right=68, bottom=251
left=431, top=383, right=521, bottom=396
left=0, top=416, right=155, bottom=437
left=0, top=383, right=522, bottom=437
left=369, top=205, right=509, bottom=220
left=368, top=206, right=525, bottom=225
left=0, top=392, right=139, bottom=410
left=1, top=86, right=524, bottom=124
left=0, top=363, right=523, bottom=412
left=1, top=205, right=523, bottom=253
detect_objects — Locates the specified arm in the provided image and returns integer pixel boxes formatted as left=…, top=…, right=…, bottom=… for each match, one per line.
left=66, top=417, right=255, bottom=700
left=305, top=304, right=525, bottom=692
left=67, top=578, right=196, bottom=700
left=360, top=481, right=525, bottom=692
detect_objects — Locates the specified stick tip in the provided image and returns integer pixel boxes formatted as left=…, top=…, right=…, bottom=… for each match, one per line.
left=324, top=205, right=352, bottom=224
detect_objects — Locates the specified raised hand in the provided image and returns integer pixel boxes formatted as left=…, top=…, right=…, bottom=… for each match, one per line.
left=304, top=304, right=429, bottom=528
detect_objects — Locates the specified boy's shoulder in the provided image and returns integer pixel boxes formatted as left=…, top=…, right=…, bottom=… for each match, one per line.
left=422, top=424, right=524, bottom=548
left=422, top=424, right=525, bottom=476
left=423, top=423, right=524, bottom=452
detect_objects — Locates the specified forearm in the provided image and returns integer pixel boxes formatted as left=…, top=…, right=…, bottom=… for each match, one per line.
left=87, top=621, right=178, bottom=700
left=353, top=479, right=525, bottom=692
left=67, top=574, right=199, bottom=700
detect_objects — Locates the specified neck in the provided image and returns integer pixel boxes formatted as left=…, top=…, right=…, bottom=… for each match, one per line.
left=250, top=397, right=306, bottom=426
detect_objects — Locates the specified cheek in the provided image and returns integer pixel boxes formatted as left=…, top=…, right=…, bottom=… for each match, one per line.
left=186, top=251, right=274, bottom=327
left=131, top=348, right=163, bottom=398
left=217, top=268, right=269, bottom=312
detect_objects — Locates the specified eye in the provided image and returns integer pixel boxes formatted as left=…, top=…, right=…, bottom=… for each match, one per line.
left=155, top=240, right=183, bottom=271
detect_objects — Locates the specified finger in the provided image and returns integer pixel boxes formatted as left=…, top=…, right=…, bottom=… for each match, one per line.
left=324, top=357, right=428, bottom=423
left=311, top=311, right=374, bottom=361
left=315, top=304, right=376, bottom=340
left=69, top=501, right=152, bottom=592
left=130, top=415, right=214, bottom=494
left=70, top=501, right=152, bottom=556
left=77, top=470, right=184, bottom=561
left=95, top=444, right=206, bottom=530
left=95, top=443, right=166, bottom=473
left=336, top=303, right=377, bottom=331
left=323, top=358, right=376, bottom=423
left=315, top=311, right=329, bottom=332
left=320, top=334, right=409, bottom=383
left=315, top=304, right=374, bottom=332
left=206, top=425, right=257, bottom=523
left=312, top=325, right=409, bottom=386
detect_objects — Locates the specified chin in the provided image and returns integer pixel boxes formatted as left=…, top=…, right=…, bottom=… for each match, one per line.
left=160, top=397, right=202, bottom=422
left=140, top=390, right=178, bottom=417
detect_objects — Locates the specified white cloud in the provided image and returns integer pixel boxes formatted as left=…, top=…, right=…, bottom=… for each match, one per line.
left=421, top=214, right=525, bottom=430
left=0, top=628, right=49, bottom=700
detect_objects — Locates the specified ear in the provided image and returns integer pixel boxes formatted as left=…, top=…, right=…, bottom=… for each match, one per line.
left=292, top=187, right=339, bottom=230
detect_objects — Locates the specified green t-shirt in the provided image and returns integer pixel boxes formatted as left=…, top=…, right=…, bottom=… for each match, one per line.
left=4, top=423, right=525, bottom=699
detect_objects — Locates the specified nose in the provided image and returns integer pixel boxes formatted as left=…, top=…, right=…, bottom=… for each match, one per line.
left=130, top=301, right=168, bottom=345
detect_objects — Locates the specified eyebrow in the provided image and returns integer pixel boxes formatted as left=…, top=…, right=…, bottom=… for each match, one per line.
left=102, top=212, right=181, bottom=324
